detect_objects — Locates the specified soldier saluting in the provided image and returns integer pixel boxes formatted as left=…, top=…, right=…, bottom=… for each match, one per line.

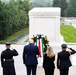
left=1, top=42, right=19, bottom=75
left=57, top=44, right=76, bottom=75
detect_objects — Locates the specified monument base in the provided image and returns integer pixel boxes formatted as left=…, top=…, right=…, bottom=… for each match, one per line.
left=49, top=43, right=62, bottom=53
left=38, top=58, right=43, bottom=67
left=48, top=34, right=65, bottom=52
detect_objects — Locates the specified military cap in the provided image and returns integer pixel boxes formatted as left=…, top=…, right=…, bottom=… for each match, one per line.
left=5, top=42, right=11, bottom=45
left=61, top=44, right=67, bottom=48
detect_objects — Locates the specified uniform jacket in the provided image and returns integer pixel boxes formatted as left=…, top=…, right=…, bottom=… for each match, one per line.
left=57, top=48, right=76, bottom=69
left=1, top=49, right=18, bottom=75
left=43, top=54, right=55, bottom=69
left=23, top=43, right=39, bottom=65
left=1, top=49, right=18, bottom=67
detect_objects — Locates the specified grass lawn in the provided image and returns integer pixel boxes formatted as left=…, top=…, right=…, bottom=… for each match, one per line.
left=61, top=24, right=76, bottom=42
left=0, top=27, right=29, bottom=43
left=1, top=25, right=76, bottom=43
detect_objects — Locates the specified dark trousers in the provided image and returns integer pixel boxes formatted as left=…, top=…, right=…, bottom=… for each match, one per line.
left=26, top=65, right=37, bottom=75
left=60, top=68, right=69, bottom=75
left=44, top=68, right=54, bottom=75
left=3, top=61, right=16, bottom=75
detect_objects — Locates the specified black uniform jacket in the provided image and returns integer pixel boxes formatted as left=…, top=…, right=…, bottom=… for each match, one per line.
left=1, top=49, right=18, bottom=67
left=43, top=54, right=55, bottom=69
left=57, top=48, right=76, bottom=69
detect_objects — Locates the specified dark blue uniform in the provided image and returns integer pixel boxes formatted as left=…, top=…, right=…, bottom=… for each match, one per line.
left=57, top=48, right=76, bottom=75
left=1, top=49, right=18, bottom=75
left=23, top=43, right=39, bottom=75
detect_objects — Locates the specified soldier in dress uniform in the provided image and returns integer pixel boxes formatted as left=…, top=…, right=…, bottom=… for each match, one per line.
left=1, top=42, right=19, bottom=75
left=57, top=44, right=76, bottom=75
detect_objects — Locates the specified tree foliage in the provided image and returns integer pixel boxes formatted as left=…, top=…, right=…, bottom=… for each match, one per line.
left=65, top=0, right=76, bottom=17
left=30, top=0, right=53, bottom=7
left=0, top=0, right=32, bottom=40
left=53, top=0, right=68, bottom=17
left=53, top=0, right=61, bottom=7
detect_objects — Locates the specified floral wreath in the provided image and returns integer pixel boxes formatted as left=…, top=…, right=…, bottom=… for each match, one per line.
left=32, top=34, right=49, bottom=53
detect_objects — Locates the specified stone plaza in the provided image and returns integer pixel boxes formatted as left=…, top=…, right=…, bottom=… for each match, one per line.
left=0, top=44, right=76, bottom=75
left=0, top=7, right=76, bottom=75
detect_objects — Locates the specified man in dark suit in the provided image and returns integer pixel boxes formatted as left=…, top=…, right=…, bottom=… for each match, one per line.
left=1, top=42, right=18, bottom=75
left=23, top=39, right=39, bottom=75
left=57, top=44, right=76, bottom=75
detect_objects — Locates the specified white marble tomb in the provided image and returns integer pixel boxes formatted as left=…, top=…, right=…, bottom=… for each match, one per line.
left=29, top=7, right=64, bottom=45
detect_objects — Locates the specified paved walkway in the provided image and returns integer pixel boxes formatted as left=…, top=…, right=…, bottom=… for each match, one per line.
left=61, top=20, right=76, bottom=29
left=11, top=33, right=29, bottom=44
left=37, top=65, right=76, bottom=75
left=0, top=44, right=76, bottom=75
left=37, top=66, right=59, bottom=75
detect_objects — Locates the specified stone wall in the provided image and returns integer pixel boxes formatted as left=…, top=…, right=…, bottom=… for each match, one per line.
left=61, top=17, right=76, bottom=21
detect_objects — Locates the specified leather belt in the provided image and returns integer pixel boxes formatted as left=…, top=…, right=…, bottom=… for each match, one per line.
left=5, top=59, right=13, bottom=61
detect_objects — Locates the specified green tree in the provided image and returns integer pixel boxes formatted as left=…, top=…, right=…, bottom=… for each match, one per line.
left=53, top=0, right=68, bottom=17
left=53, top=0, right=61, bottom=7
left=0, top=1, right=9, bottom=39
left=30, top=0, right=52, bottom=7
left=0, top=0, right=32, bottom=40
left=0, top=1, right=4, bottom=39
left=65, top=0, right=76, bottom=17
left=17, top=0, right=32, bottom=26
